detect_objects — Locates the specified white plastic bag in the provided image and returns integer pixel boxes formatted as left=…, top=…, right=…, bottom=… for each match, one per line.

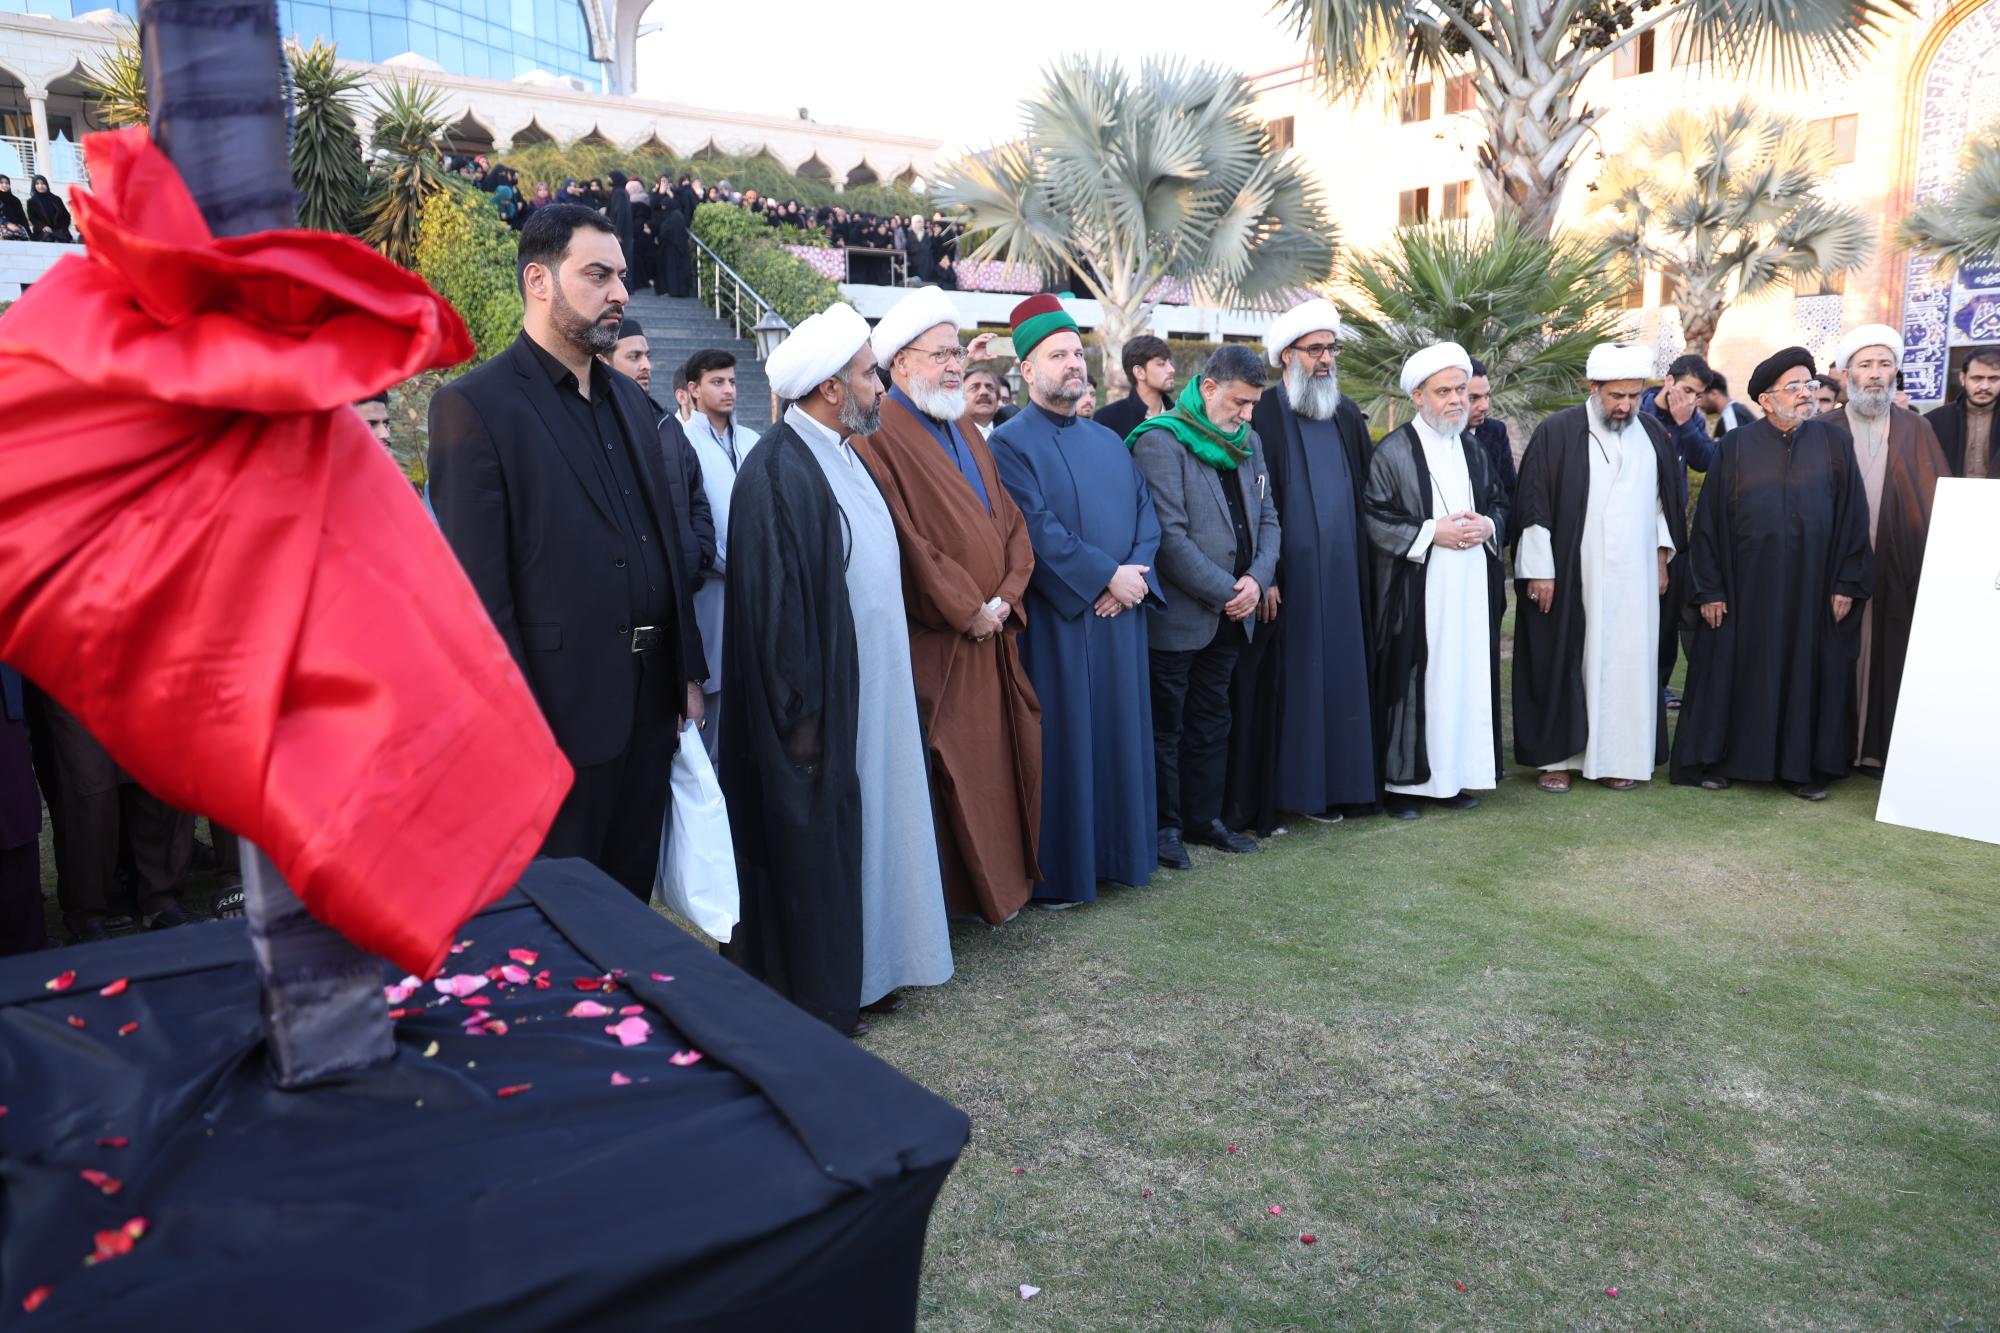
left=653, top=723, right=739, bottom=942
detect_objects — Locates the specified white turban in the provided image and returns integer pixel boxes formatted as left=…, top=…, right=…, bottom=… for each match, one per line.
left=1400, top=341, right=1473, bottom=395
left=1263, top=298, right=1343, bottom=368
left=1831, top=323, right=1904, bottom=371
left=765, top=302, right=871, bottom=402
left=1585, top=341, right=1655, bottom=383
left=870, top=285, right=961, bottom=365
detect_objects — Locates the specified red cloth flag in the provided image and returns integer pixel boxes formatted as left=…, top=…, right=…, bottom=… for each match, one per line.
left=0, top=128, right=572, bottom=976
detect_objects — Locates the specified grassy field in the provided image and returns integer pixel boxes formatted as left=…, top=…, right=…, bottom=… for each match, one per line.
left=868, top=721, right=1999, bottom=1328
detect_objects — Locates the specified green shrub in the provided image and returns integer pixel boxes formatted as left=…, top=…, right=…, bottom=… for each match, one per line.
left=415, top=185, right=523, bottom=366
left=691, top=201, right=838, bottom=327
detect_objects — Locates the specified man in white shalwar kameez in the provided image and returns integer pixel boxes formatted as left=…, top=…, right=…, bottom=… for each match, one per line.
left=1511, top=342, right=1686, bottom=791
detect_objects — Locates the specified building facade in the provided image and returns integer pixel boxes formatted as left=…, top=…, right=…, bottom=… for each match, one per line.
left=1249, top=0, right=1999, bottom=405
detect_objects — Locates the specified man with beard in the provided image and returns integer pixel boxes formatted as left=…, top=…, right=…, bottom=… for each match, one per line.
left=965, top=368, right=1005, bottom=440
left=1362, top=343, right=1508, bottom=819
left=1512, top=343, right=1684, bottom=793
left=853, top=286, right=1041, bottom=927
left=1223, top=298, right=1376, bottom=836
left=1822, top=326, right=1951, bottom=772
left=1096, top=335, right=1176, bottom=441
left=430, top=204, right=706, bottom=897
left=1671, top=347, right=1876, bottom=799
left=990, top=294, right=1164, bottom=907
left=1925, top=347, right=2000, bottom=478
left=720, top=302, right=952, bottom=1035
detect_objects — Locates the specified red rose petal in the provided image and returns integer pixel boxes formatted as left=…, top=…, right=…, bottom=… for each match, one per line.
left=79, top=1169, right=122, bottom=1195
left=1455, top=1281, right=1468, bottom=1292
left=482, top=965, right=505, bottom=981
left=460, top=995, right=492, bottom=1007
left=22, top=1286, right=50, bottom=1313
left=1268, top=1205, right=1282, bottom=1215
left=649, top=973, right=674, bottom=982
left=44, top=970, right=75, bottom=992
left=1605, top=1287, right=1619, bottom=1298
left=117, top=1022, right=139, bottom=1037
left=619, top=1004, right=644, bottom=1015
left=98, top=978, right=129, bottom=998
left=508, top=949, right=539, bottom=965
left=1226, top=1144, right=1237, bottom=1154
left=571, top=978, right=602, bottom=991
left=65, top=1015, right=85, bottom=1029
left=495, top=1084, right=533, bottom=1098
left=1299, top=1234, right=1317, bottom=1245
left=1010, top=1167, right=1025, bottom=1174
left=387, top=1007, right=422, bottom=1019
left=96, top=1137, right=128, bottom=1149
left=85, top=1217, right=147, bottom=1265
left=1141, top=1189, right=1153, bottom=1198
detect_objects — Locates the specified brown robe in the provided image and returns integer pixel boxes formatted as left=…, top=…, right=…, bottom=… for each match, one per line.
left=856, top=393, right=1041, bottom=924
left=1822, top=405, right=1950, bottom=766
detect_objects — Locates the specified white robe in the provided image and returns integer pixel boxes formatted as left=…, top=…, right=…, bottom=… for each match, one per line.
left=682, top=411, right=761, bottom=696
left=1387, top=416, right=1496, bottom=798
left=1516, top=404, right=1675, bottom=781
left=786, top=406, right=954, bottom=1004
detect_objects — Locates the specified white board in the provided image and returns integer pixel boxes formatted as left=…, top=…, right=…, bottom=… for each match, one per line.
left=1877, top=478, right=2000, bottom=845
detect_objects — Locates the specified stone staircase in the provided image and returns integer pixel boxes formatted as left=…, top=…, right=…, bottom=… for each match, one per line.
left=622, top=290, right=774, bottom=429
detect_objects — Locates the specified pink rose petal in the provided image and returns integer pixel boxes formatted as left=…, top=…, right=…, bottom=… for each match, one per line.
left=433, top=974, right=488, bottom=998
left=1268, top=1205, right=1282, bottom=1216
left=610, top=1072, right=633, bottom=1086
left=669, top=1049, right=703, bottom=1067
left=1605, top=1287, right=1620, bottom=1298
left=649, top=973, right=674, bottom=982
left=1018, top=1285, right=1040, bottom=1301
left=567, top=1000, right=613, bottom=1019
left=98, top=978, right=129, bottom=998
left=45, top=970, right=75, bottom=992
left=383, top=983, right=417, bottom=1005
left=500, top=964, right=531, bottom=985
left=619, top=1004, right=645, bottom=1016
left=606, top=1016, right=653, bottom=1047
left=507, top=949, right=539, bottom=965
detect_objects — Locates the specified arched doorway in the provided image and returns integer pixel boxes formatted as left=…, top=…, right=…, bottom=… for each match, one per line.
left=1897, top=0, right=2000, bottom=401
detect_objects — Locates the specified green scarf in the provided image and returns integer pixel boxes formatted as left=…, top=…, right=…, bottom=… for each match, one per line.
left=1123, top=377, right=1252, bottom=471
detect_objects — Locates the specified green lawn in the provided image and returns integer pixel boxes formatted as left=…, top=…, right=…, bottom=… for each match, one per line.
left=867, top=634, right=2000, bottom=1330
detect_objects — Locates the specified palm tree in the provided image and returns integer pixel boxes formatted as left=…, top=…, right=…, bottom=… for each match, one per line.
left=289, top=39, right=368, bottom=236
left=1277, top=0, right=1906, bottom=238
left=1900, top=120, right=2000, bottom=284
left=935, top=58, right=1336, bottom=398
left=357, top=76, right=453, bottom=269
left=1591, top=100, right=1873, bottom=356
left=76, top=23, right=147, bottom=129
left=1338, top=215, right=1631, bottom=426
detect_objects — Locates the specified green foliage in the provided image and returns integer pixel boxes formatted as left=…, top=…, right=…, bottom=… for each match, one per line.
left=1338, top=215, right=1631, bottom=426
left=1900, top=120, right=2000, bottom=284
left=1593, top=99, right=1874, bottom=354
left=690, top=201, right=839, bottom=327
left=1277, top=0, right=1906, bottom=234
left=359, top=77, right=453, bottom=269
left=498, top=144, right=925, bottom=216
left=288, top=40, right=368, bottom=236
left=77, top=25, right=147, bottom=129
left=385, top=369, right=446, bottom=486
left=414, top=185, right=522, bottom=366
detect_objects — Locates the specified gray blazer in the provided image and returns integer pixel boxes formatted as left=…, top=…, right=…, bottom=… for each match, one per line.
left=1130, top=423, right=1281, bottom=652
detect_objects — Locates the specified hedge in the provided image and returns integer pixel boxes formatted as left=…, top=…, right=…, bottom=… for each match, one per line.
left=500, top=143, right=926, bottom=217
left=691, top=201, right=839, bottom=328
left=414, top=184, right=523, bottom=366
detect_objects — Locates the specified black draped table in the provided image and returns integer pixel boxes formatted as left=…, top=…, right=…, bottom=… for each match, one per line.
left=0, top=860, right=968, bottom=1329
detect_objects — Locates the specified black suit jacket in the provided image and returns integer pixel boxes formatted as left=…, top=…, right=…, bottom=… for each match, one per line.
left=1925, top=394, right=1993, bottom=477
left=429, top=333, right=706, bottom=768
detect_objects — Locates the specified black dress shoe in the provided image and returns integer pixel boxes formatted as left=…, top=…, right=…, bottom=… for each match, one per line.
left=1435, top=793, right=1480, bottom=811
left=845, top=1020, right=872, bottom=1039
left=1157, top=827, right=1192, bottom=870
left=1384, top=796, right=1422, bottom=820
left=145, top=903, right=197, bottom=931
left=1787, top=783, right=1829, bottom=802
left=69, top=916, right=112, bottom=944
left=862, top=990, right=905, bottom=1014
left=1185, top=820, right=1260, bottom=853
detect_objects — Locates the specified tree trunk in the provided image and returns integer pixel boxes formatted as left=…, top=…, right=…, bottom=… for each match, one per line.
left=1680, top=300, right=1724, bottom=357
left=1477, top=93, right=1598, bottom=241
left=141, top=0, right=394, bottom=1088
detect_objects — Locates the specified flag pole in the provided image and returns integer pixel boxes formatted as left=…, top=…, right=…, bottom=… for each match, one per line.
left=138, top=0, right=394, bottom=1085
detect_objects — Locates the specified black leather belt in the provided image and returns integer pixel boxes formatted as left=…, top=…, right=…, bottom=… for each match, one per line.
left=630, top=625, right=665, bottom=655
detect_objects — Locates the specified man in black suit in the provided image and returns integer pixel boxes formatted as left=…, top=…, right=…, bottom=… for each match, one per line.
left=429, top=203, right=706, bottom=899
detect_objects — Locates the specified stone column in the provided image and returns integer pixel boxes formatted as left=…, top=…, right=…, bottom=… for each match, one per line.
left=27, top=89, right=50, bottom=182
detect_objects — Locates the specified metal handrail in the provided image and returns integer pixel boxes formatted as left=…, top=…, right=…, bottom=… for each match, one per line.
left=690, top=231, right=778, bottom=352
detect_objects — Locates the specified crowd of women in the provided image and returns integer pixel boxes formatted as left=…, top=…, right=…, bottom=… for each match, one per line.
left=0, top=174, right=74, bottom=244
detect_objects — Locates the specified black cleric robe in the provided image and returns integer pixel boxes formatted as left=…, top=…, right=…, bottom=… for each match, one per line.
left=1223, top=387, right=1378, bottom=832
left=717, top=423, right=865, bottom=1034
left=1511, top=403, right=1687, bottom=769
left=1670, top=417, right=1876, bottom=787
left=1360, top=421, right=1509, bottom=790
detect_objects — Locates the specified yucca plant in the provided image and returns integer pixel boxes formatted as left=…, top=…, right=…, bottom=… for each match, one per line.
left=1338, top=215, right=1631, bottom=426
left=358, top=76, right=452, bottom=269
left=1592, top=99, right=1873, bottom=355
left=1900, top=120, right=2000, bottom=285
left=77, top=24, right=148, bottom=129
left=935, top=57, right=1336, bottom=397
left=289, top=39, right=368, bottom=236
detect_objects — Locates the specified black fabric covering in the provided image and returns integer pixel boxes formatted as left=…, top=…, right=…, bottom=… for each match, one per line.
left=0, top=859, right=968, bottom=1331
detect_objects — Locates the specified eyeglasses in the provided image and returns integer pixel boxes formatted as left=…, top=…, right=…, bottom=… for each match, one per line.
left=910, top=344, right=964, bottom=366
left=1772, top=378, right=1822, bottom=396
left=1294, top=341, right=1339, bottom=359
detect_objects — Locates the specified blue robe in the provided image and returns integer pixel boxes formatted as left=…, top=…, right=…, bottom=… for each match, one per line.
left=990, top=402, right=1163, bottom=902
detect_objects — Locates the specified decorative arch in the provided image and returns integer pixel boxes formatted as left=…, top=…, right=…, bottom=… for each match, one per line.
left=796, top=154, right=833, bottom=183
left=443, top=111, right=497, bottom=156
left=845, top=161, right=879, bottom=187
left=576, top=126, right=615, bottom=147
left=1893, top=0, right=2000, bottom=399
left=510, top=119, right=556, bottom=147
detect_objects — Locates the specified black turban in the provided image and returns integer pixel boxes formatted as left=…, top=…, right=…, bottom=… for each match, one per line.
left=615, top=317, right=645, bottom=342
left=1748, top=345, right=1816, bottom=400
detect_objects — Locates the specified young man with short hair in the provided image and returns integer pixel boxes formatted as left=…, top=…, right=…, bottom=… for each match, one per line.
left=1097, top=334, right=1176, bottom=440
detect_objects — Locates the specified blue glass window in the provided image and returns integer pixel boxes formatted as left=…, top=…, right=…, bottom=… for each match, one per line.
left=293, top=2, right=333, bottom=40
left=330, top=7, right=371, bottom=52
left=369, top=14, right=407, bottom=52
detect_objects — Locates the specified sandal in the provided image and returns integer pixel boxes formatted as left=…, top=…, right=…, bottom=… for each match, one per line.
left=1537, top=772, right=1572, bottom=794
left=1599, top=778, right=1639, bottom=791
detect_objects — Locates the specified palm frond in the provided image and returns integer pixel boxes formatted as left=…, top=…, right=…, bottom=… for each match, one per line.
left=1900, top=121, right=2000, bottom=283
left=288, top=40, right=368, bottom=236
left=77, top=25, right=147, bottom=129
left=357, top=76, right=453, bottom=269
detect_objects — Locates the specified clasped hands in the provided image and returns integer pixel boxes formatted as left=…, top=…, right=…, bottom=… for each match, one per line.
left=964, top=599, right=1012, bottom=642
left=1093, top=564, right=1151, bottom=619
left=1432, top=511, right=1491, bottom=553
